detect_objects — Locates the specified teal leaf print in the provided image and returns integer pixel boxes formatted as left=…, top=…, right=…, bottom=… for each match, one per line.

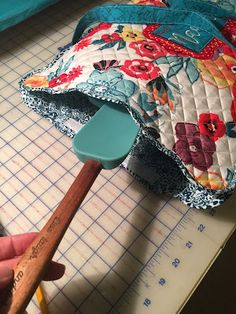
left=55, top=56, right=75, bottom=77
left=226, top=168, right=234, bottom=182
left=138, top=92, right=157, bottom=112
left=117, top=40, right=126, bottom=50
left=155, top=56, right=200, bottom=84
left=116, top=25, right=124, bottom=33
left=167, top=60, right=184, bottom=78
left=167, top=56, right=183, bottom=63
left=226, top=122, right=236, bottom=138
left=185, top=58, right=200, bottom=84
left=48, top=71, right=56, bottom=81
left=91, top=39, right=105, bottom=45
left=154, top=56, right=181, bottom=65
left=99, top=41, right=117, bottom=50
left=138, top=92, right=161, bottom=123
left=55, top=59, right=64, bottom=77
left=62, top=55, right=75, bottom=73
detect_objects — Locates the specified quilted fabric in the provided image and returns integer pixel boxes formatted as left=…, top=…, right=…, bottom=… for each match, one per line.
left=20, top=1, right=236, bottom=208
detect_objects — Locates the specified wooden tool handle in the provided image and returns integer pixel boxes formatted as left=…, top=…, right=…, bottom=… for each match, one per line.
left=0, top=160, right=102, bottom=314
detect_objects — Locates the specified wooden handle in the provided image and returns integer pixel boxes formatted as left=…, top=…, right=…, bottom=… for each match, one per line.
left=0, top=160, right=102, bottom=314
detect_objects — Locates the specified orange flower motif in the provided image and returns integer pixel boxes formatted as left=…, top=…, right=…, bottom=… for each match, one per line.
left=24, top=75, right=49, bottom=88
left=197, top=55, right=236, bottom=89
left=152, top=84, right=174, bottom=111
left=196, top=171, right=227, bottom=190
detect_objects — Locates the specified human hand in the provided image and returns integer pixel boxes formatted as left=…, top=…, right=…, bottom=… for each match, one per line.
left=0, top=233, right=65, bottom=290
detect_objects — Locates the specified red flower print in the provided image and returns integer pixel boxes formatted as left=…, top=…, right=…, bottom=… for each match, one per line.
left=120, top=59, right=160, bottom=80
left=198, top=113, right=226, bottom=141
left=49, top=65, right=83, bottom=88
left=49, top=73, right=68, bottom=87
left=67, top=65, right=83, bottom=81
left=129, top=40, right=167, bottom=59
left=101, top=33, right=122, bottom=43
left=74, top=37, right=91, bottom=51
left=85, top=22, right=112, bottom=38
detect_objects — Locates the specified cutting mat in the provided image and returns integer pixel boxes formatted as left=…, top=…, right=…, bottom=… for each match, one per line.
left=0, top=0, right=236, bottom=313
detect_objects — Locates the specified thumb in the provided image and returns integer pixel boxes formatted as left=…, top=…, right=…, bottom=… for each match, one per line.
left=0, top=267, right=13, bottom=290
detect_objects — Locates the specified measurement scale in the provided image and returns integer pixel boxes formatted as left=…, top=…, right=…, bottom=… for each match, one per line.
left=111, top=198, right=236, bottom=314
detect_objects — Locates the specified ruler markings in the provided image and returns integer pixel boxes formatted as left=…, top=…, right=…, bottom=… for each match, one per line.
left=110, top=208, right=192, bottom=313
left=110, top=206, right=230, bottom=314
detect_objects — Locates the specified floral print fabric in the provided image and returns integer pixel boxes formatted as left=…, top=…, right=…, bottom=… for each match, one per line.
left=77, top=69, right=137, bottom=103
left=21, top=1, right=236, bottom=208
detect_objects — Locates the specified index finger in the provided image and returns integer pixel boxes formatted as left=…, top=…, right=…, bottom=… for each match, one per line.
left=0, top=233, right=38, bottom=261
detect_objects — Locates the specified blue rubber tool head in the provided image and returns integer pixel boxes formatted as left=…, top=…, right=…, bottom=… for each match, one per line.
left=72, top=101, right=139, bottom=169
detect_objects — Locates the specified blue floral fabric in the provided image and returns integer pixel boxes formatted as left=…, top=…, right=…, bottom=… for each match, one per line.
left=77, top=70, right=137, bottom=103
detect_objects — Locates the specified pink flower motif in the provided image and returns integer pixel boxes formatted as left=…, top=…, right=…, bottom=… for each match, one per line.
left=131, top=0, right=167, bottom=6
left=129, top=40, right=167, bottom=59
left=101, top=33, right=122, bottom=43
left=120, top=59, right=160, bottom=80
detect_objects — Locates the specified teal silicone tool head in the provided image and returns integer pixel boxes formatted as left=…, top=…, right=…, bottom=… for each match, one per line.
left=72, top=101, right=139, bottom=169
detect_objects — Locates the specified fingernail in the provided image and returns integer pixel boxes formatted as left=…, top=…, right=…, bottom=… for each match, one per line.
left=0, top=267, right=13, bottom=289
left=57, top=263, right=66, bottom=273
